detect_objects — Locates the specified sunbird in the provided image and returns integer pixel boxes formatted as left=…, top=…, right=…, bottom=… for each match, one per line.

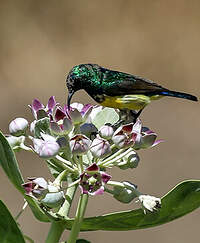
left=66, top=64, right=198, bottom=119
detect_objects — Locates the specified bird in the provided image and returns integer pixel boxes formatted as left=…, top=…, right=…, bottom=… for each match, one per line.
left=66, top=63, right=198, bottom=120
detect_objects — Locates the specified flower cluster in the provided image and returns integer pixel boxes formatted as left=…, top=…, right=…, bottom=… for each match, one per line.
left=7, top=96, right=162, bottom=213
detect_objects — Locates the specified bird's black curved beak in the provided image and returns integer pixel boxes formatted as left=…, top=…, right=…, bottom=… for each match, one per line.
left=67, top=91, right=74, bottom=109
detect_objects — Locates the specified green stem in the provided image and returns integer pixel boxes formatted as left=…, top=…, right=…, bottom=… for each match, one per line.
left=67, top=194, right=89, bottom=243
left=45, top=221, right=65, bottom=243
left=46, top=157, right=76, bottom=174
left=55, top=155, right=73, bottom=167
left=58, top=177, right=78, bottom=217
left=99, top=148, right=125, bottom=165
left=103, top=147, right=133, bottom=166
left=54, top=169, right=68, bottom=185
left=15, top=201, right=28, bottom=221
left=78, top=155, right=84, bottom=173
left=45, top=177, right=78, bottom=243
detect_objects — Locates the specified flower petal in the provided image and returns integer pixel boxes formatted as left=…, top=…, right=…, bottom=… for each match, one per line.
left=55, top=108, right=66, bottom=122
left=47, top=96, right=56, bottom=111
left=141, top=134, right=157, bottom=148
left=70, top=109, right=82, bottom=124
left=86, top=163, right=99, bottom=172
left=132, top=119, right=142, bottom=134
left=36, top=109, right=48, bottom=119
left=62, top=117, right=73, bottom=132
left=152, top=139, right=164, bottom=147
left=70, top=103, right=83, bottom=112
left=32, top=99, right=44, bottom=112
left=91, top=186, right=104, bottom=195
left=101, top=172, right=112, bottom=184
left=50, top=121, right=62, bottom=134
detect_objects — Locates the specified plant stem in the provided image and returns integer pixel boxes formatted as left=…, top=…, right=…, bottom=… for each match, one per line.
left=103, top=148, right=133, bottom=166
left=45, top=221, right=65, bottom=243
left=58, top=177, right=78, bottom=217
left=98, top=148, right=125, bottom=165
left=67, top=194, right=89, bottom=243
left=45, top=177, right=77, bottom=243
left=15, top=201, right=28, bottom=221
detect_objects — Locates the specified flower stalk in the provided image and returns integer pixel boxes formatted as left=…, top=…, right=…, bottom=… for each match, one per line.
left=45, top=221, right=65, bottom=243
left=67, top=194, right=89, bottom=243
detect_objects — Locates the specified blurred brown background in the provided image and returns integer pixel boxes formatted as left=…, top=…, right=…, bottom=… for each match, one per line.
left=0, top=0, right=199, bottom=242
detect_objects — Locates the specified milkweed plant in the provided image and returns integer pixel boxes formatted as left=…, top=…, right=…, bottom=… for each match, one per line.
left=0, top=96, right=199, bottom=243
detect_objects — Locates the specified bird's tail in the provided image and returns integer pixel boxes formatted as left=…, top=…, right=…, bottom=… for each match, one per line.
left=158, top=90, right=198, bottom=101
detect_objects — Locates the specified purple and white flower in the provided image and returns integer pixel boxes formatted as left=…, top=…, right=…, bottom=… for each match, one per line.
left=30, top=96, right=57, bottom=120
left=22, top=177, right=48, bottom=199
left=112, top=123, right=138, bottom=148
left=69, top=103, right=93, bottom=125
left=32, top=133, right=60, bottom=158
left=80, top=163, right=111, bottom=195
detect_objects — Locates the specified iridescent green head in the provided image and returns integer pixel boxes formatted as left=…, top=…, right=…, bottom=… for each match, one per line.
left=66, top=64, right=101, bottom=107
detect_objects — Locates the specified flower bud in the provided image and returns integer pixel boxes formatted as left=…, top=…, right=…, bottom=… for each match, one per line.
left=70, top=134, right=91, bottom=154
left=118, top=150, right=140, bottom=169
left=99, top=125, right=114, bottom=139
left=90, top=136, right=111, bottom=158
left=113, top=181, right=138, bottom=203
left=56, top=136, right=68, bottom=148
left=41, top=191, right=65, bottom=208
left=33, top=134, right=60, bottom=158
left=80, top=123, right=98, bottom=138
left=9, top=118, right=28, bottom=136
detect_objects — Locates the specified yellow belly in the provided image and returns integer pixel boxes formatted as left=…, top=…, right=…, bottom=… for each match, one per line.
left=100, top=94, right=162, bottom=110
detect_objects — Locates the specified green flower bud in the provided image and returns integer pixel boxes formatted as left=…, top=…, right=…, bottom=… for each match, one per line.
left=118, top=150, right=140, bottom=169
left=41, top=191, right=65, bottom=208
left=113, top=182, right=138, bottom=203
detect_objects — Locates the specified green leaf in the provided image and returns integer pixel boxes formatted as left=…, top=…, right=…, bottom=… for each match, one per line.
left=0, top=131, right=24, bottom=193
left=25, top=197, right=50, bottom=222
left=65, top=180, right=200, bottom=231
left=0, top=200, right=25, bottom=243
left=0, top=131, right=49, bottom=222
left=92, top=108, right=119, bottom=129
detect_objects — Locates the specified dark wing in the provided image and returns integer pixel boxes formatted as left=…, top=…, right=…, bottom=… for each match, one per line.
left=99, top=67, right=168, bottom=96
